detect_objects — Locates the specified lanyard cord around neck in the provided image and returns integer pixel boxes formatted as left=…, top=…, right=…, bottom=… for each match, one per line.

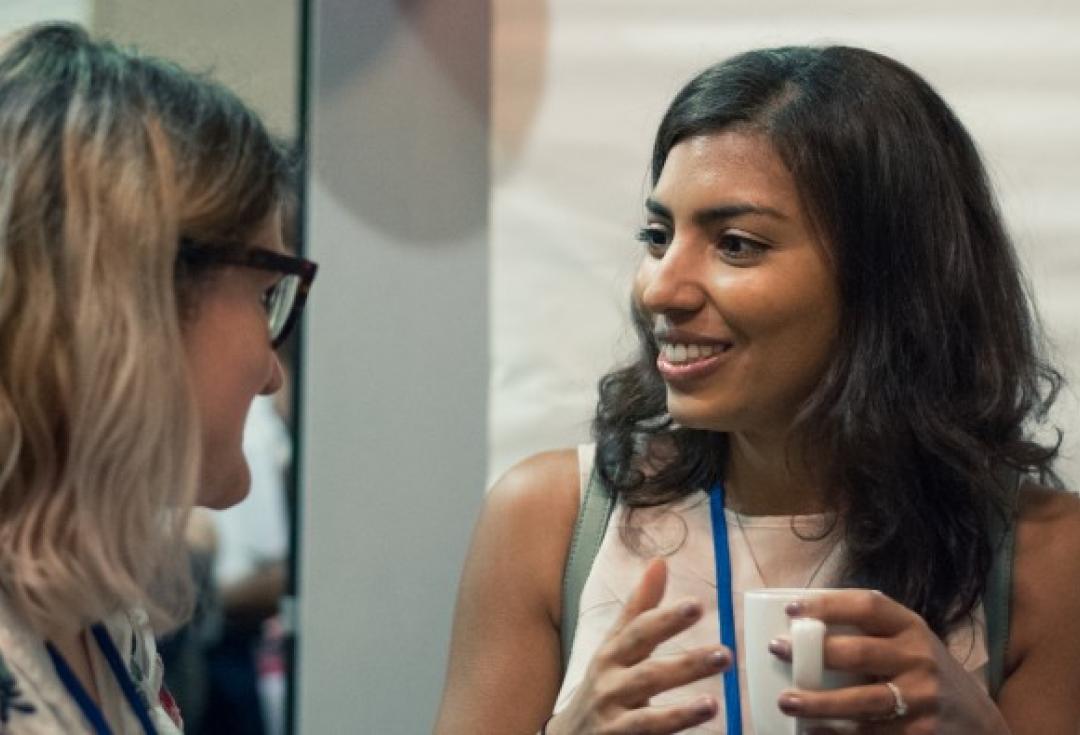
left=708, top=480, right=743, bottom=735
left=46, top=624, right=159, bottom=735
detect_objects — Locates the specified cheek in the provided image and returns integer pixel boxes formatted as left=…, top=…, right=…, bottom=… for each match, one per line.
left=741, top=275, right=839, bottom=383
left=184, top=308, right=270, bottom=443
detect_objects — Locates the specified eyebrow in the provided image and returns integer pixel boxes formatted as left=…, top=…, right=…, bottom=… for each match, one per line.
left=645, top=197, right=788, bottom=226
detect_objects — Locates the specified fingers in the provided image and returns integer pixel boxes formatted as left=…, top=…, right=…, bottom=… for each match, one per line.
left=768, top=634, right=911, bottom=679
left=612, top=646, right=731, bottom=705
left=612, top=558, right=668, bottom=631
left=603, top=596, right=705, bottom=665
left=788, top=590, right=916, bottom=637
left=607, top=696, right=719, bottom=734
left=778, top=681, right=907, bottom=722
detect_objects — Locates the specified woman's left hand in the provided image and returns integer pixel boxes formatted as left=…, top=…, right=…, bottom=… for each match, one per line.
left=767, top=590, right=1010, bottom=734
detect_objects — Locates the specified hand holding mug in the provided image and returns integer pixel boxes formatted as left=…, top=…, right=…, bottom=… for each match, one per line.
left=744, top=589, right=866, bottom=734
left=767, top=590, right=1010, bottom=734
left=547, top=559, right=732, bottom=735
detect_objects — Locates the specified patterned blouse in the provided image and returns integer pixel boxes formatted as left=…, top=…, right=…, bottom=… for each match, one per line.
left=0, top=592, right=183, bottom=734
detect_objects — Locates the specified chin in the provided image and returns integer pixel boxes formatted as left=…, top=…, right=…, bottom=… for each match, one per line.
left=666, top=391, right=740, bottom=432
left=197, top=463, right=252, bottom=510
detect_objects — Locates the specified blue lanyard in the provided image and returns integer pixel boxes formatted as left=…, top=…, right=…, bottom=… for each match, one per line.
left=46, top=624, right=159, bottom=735
left=708, top=480, right=743, bottom=735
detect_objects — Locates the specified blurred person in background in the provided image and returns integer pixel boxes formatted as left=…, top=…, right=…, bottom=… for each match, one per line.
left=0, top=21, right=315, bottom=734
left=438, top=46, right=1080, bottom=734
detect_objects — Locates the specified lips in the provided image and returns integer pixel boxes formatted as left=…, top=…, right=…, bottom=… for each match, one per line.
left=655, top=339, right=734, bottom=385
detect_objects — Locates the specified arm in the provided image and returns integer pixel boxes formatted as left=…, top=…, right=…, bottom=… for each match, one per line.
left=435, top=450, right=581, bottom=734
left=435, top=450, right=730, bottom=735
left=996, top=485, right=1080, bottom=734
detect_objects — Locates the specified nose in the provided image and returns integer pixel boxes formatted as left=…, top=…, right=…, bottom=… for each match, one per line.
left=638, top=240, right=706, bottom=316
left=261, top=351, right=285, bottom=396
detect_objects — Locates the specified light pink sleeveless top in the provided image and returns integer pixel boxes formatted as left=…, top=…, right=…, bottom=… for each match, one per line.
left=554, top=445, right=988, bottom=733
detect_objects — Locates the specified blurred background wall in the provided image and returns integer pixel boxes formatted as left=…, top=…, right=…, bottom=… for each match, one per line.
left=93, top=0, right=298, bottom=137
left=297, top=2, right=489, bottom=733
left=0, top=1, right=298, bottom=138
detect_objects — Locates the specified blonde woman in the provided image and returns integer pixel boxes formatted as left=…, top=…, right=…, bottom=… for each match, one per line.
left=0, top=23, right=316, bottom=734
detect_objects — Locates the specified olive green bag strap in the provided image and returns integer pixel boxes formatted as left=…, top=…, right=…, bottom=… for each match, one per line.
left=560, top=465, right=615, bottom=670
left=984, top=470, right=1021, bottom=699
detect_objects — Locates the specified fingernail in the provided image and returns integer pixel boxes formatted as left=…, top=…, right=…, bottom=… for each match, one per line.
left=778, top=692, right=803, bottom=714
left=710, top=650, right=730, bottom=668
left=768, top=638, right=791, bottom=659
left=680, top=600, right=702, bottom=619
left=785, top=600, right=805, bottom=616
left=695, top=696, right=717, bottom=717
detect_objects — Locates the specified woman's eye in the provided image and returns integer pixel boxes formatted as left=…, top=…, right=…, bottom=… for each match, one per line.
left=717, top=233, right=768, bottom=261
left=635, top=226, right=671, bottom=256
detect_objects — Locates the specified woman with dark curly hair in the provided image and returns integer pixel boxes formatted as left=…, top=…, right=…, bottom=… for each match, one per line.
left=438, top=46, right=1080, bottom=734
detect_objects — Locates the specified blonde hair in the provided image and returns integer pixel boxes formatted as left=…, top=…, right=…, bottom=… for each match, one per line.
left=0, top=23, right=290, bottom=636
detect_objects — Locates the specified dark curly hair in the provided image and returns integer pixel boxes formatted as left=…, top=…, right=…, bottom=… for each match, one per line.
left=593, top=46, right=1062, bottom=637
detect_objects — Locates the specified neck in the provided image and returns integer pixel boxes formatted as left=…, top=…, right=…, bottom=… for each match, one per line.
left=49, top=628, right=102, bottom=706
left=725, top=431, right=832, bottom=516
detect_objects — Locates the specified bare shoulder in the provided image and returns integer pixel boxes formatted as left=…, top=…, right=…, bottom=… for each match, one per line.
left=1014, top=482, right=1080, bottom=573
left=460, top=448, right=584, bottom=625
left=1000, top=482, right=1080, bottom=722
left=435, top=449, right=584, bottom=734
left=1012, top=482, right=1080, bottom=621
left=485, top=448, right=582, bottom=531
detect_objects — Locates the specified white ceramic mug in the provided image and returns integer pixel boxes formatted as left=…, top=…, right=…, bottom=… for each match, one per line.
left=743, top=589, right=866, bottom=735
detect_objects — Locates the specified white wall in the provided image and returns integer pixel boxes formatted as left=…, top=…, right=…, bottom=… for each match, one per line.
left=489, top=0, right=1080, bottom=486
left=297, top=1, right=489, bottom=732
left=0, top=0, right=89, bottom=31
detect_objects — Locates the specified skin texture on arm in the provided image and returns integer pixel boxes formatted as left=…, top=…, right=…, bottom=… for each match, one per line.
left=997, top=484, right=1080, bottom=734
left=435, top=449, right=581, bottom=734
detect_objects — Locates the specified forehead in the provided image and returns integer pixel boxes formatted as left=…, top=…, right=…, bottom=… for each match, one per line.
left=653, top=131, right=801, bottom=213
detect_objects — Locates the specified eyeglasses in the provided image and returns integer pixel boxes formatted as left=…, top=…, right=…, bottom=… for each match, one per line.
left=178, top=238, right=318, bottom=348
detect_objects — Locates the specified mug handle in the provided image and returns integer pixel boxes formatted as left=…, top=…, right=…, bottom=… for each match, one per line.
left=791, top=617, right=826, bottom=690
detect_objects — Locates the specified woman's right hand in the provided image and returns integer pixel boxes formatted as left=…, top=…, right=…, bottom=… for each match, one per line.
left=547, top=558, right=731, bottom=735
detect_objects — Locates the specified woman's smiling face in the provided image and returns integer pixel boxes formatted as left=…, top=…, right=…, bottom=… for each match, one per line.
left=634, top=130, right=840, bottom=438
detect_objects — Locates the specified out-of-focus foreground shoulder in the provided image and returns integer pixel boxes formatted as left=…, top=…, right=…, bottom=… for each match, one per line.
left=997, top=483, right=1080, bottom=732
left=435, top=448, right=582, bottom=734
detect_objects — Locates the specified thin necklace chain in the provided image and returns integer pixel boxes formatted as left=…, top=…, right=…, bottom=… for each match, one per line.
left=732, top=508, right=841, bottom=588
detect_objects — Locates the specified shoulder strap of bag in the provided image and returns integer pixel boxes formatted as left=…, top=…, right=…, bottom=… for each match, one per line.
left=560, top=465, right=615, bottom=670
left=984, top=470, right=1021, bottom=699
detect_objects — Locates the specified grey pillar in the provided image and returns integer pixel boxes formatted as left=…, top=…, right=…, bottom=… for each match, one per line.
left=296, top=1, right=489, bottom=732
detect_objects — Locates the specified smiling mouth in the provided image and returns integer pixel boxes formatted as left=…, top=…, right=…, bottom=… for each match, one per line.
left=658, top=341, right=733, bottom=364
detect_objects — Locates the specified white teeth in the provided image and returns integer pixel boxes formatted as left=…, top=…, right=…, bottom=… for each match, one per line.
left=661, top=342, right=726, bottom=364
